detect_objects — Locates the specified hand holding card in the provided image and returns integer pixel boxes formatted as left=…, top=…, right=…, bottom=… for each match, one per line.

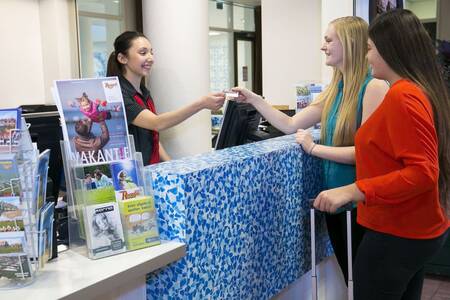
left=223, top=90, right=240, bottom=101
left=227, top=87, right=263, bottom=106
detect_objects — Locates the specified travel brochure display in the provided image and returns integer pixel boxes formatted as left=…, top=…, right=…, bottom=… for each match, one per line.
left=0, top=109, right=53, bottom=287
left=55, top=77, right=160, bottom=260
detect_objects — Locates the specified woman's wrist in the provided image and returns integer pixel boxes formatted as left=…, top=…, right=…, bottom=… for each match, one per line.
left=195, top=97, right=206, bottom=111
left=308, top=143, right=316, bottom=155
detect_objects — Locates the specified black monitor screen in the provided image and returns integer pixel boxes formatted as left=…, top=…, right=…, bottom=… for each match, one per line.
left=215, top=100, right=261, bottom=150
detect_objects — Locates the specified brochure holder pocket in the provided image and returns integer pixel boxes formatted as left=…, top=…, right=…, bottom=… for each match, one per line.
left=62, top=134, right=160, bottom=260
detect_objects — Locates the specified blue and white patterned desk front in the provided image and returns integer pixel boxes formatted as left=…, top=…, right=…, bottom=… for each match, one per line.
left=146, top=134, right=332, bottom=299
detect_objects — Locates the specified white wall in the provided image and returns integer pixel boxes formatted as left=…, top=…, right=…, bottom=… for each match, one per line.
left=39, top=0, right=79, bottom=103
left=0, top=0, right=78, bottom=108
left=261, top=0, right=353, bottom=109
left=261, top=0, right=322, bottom=108
left=405, top=0, right=437, bottom=20
left=0, top=1, right=45, bottom=107
left=321, top=0, right=354, bottom=84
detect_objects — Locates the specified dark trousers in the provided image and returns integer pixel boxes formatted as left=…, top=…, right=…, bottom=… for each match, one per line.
left=354, top=228, right=449, bottom=300
left=325, top=208, right=365, bottom=284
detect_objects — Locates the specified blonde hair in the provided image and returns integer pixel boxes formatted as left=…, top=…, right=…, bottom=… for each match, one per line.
left=314, top=16, right=369, bottom=146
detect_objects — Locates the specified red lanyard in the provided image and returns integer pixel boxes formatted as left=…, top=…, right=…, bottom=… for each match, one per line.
left=133, top=94, right=160, bottom=164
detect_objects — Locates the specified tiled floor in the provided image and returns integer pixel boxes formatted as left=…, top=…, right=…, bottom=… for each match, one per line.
left=422, top=275, right=450, bottom=299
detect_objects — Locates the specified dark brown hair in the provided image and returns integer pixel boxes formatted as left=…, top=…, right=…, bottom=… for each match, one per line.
left=74, top=119, right=91, bottom=137
left=369, top=9, right=450, bottom=214
left=106, top=31, right=147, bottom=77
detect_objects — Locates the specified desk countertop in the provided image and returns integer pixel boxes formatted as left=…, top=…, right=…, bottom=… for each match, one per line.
left=1, top=241, right=185, bottom=300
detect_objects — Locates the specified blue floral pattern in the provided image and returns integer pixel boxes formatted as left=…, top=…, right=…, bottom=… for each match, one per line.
left=146, top=134, right=332, bottom=299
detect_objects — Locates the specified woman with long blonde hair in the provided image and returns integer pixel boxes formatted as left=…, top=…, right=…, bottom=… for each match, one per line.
left=234, top=16, right=389, bottom=283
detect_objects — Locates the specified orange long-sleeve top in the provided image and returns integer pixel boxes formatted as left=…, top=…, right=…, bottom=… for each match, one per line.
left=355, top=79, right=449, bottom=239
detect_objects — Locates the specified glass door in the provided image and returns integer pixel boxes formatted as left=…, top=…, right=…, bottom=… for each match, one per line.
left=234, top=32, right=255, bottom=91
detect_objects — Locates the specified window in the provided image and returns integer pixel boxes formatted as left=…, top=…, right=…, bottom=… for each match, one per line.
left=209, top=31, right=234, bottom=92
left=208, top=1, right=256, bottom=92
left=76, top=0, right=137, bottom=78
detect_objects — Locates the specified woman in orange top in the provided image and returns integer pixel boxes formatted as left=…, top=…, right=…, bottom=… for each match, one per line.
left=312, top=9, right=450, bottom=299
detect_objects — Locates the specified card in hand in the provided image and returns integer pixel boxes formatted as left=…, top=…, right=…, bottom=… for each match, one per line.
left=223, top=90, right=239, bottom=101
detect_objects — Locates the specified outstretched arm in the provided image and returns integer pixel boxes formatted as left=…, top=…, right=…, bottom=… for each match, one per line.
left=232, top=87, right=323, bottom=134
left=132, top=92, right=225, bottom=131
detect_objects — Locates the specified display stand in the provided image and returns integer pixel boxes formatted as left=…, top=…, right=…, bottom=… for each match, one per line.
left=61, top=134, right=160, bottom=260
left=0, top=118, right=52, bottom=289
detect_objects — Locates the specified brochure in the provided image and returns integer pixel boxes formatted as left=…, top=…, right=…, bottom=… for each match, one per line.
left=0, top=231, right=26, bottom=255
left=33, top=149, right=50, bottom=214
left=110, top=160, right=143, bottom=201
left=0, top=255, right=31, bottom=279
left=119, top=196, right=160, bottom=250
left=74, top=162, right=116, bottom=205
left=0, top=153, right=20, bottom=197
left=0, top=108, right=21, bottom=152
left=38, top=201, right=55, bottom=263
left=84, top=202, right=126, bottom=258
left=0, top=197, right=23, bottom=232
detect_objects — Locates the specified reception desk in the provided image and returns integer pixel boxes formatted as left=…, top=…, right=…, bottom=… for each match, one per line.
left=146, top=134, right=333, bottom=299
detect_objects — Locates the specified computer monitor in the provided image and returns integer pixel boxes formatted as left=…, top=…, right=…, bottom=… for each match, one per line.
left=214, top=100, right=261, bottom=150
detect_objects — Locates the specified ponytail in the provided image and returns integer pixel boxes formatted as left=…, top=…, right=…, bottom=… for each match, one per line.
left=106, top=51, right=122, bottom=77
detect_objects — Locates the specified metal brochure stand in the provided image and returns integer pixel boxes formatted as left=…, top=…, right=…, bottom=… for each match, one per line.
left=0, top=118, right=51, bottom=288
left=61, top=134, right=160, bottom=260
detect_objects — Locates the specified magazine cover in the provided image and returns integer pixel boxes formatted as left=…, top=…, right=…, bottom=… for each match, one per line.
left=0, top=196, right=23, bottom=232
left=54, top=77, right=130, bottom=165
left=38, top=201, right=55, bottom=264
left=110, top=160, right=143, bottom=201
left=118, top=196, right=160, bottom=250
left=0, top=153, right=20, bottom=197
left=0, top=255, right=31, bottom=279
left=0, top=108, right=21, bottom=152
left=84, top=202, right=126, bottom=258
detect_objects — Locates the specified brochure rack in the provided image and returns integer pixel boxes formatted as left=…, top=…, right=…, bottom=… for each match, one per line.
left=0, top=118, right=52, bottom=289
left=61, top=134, right=160, bottom=260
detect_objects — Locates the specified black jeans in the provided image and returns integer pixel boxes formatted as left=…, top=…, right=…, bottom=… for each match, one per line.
left=325, top=208, right=365, bottom=284
left=354, top=228, right=449, bottom=300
